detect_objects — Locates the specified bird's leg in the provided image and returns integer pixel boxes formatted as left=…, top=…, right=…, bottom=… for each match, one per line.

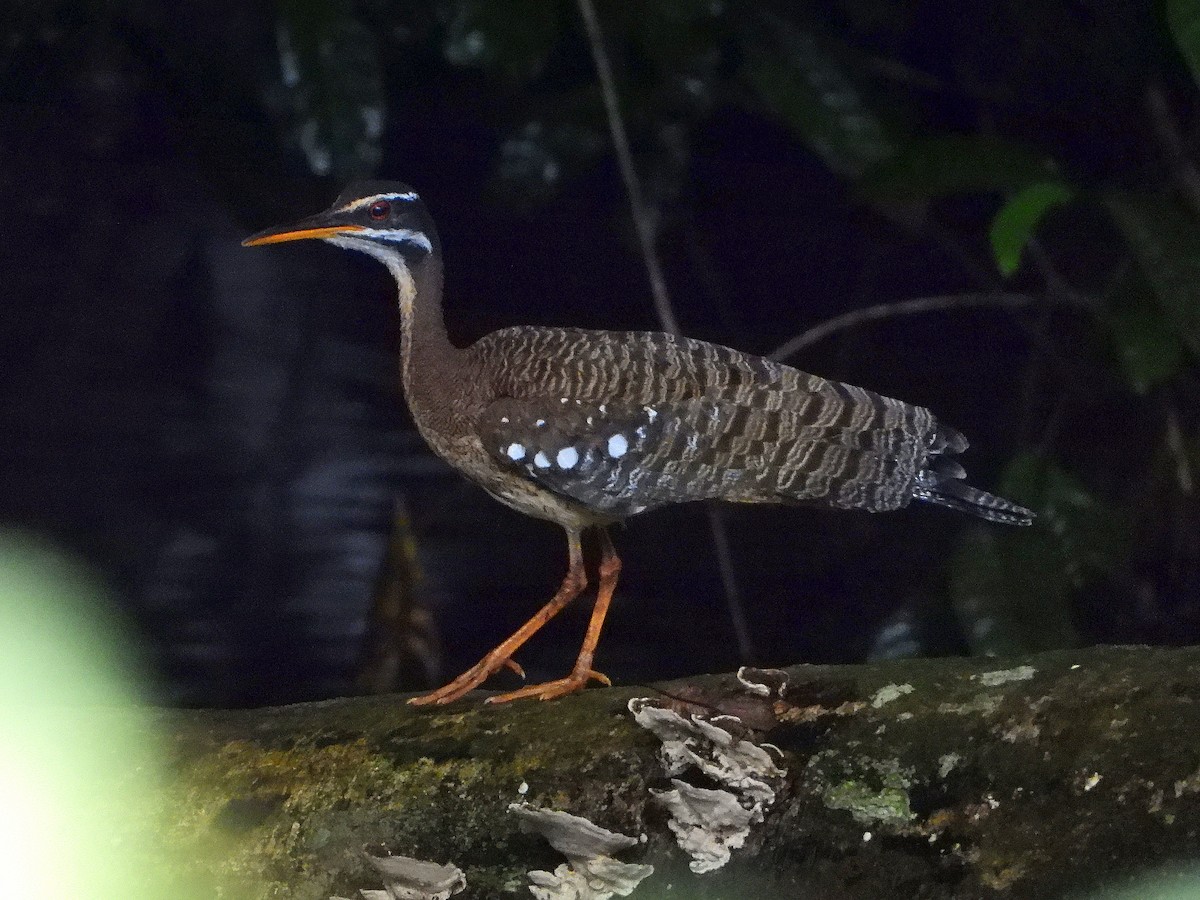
left=487, top=528, right=621, bottom=704
left=408, top=529, right=587, bottom=706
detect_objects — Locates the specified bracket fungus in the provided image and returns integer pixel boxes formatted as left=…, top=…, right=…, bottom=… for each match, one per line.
left=332, top=852, right=466, bottom=900
left=629, top=696, right=786, bottom=873
left=509, top=803, right=653, bottom=899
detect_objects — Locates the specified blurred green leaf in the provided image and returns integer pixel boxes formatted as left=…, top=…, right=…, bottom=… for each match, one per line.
left=1106, top=304, right=1187, bottom=394
left=950, top=527, right=1077, bottom=656
left=859, top=135, right=1058, bottom=202
left=950, top=453, right=1128, bottom=656
left=1167, top=0, right=1200, bottom=88
left=1000, top=454, right=1129, bottom=577
left=1105, top=193, right=1200, bottom=356
left=444, top=0, right=558, bottom=83
left=0, top=532, right=167, bottom=898
left=742, top=18, right=894, bottom=178
left=989, top=181, right=1074, bottom=276
left=273, top=0, right=383, bottom=179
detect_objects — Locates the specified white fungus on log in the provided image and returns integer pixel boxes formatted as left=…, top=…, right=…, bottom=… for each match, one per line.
left=629, top=697, right=786, bottom=873
left=509, top=803, right=654, bottom=899
left=331, top=852, right=466, bottom=900
left=652, top=778, right=758, bottom=874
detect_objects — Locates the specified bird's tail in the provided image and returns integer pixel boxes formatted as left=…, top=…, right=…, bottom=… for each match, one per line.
left=914, top=425, right=1035, bottom=526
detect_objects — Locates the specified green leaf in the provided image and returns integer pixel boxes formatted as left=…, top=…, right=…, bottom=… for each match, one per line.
left=989, top=181, right=1075, bottom=276
left=273, top=0, right=383, bottom=180
left=1105, top=192, right=1200, bottom=356
left=999, top=454, right=1129, bottom=578
left=950, top=526, right=1078, bottom=656
left=1167, top=0, right=1200, bottom=88
left=859, top=135, right=1058, bottom=202
left=742, top=21, right=894, bottom=178
left=950, top=453, right=1129, bottom=656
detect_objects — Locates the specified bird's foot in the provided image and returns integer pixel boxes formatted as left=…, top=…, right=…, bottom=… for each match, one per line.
left=484, top=667, right=611, bottom=704
left=408, top=656, right=526, bottom=706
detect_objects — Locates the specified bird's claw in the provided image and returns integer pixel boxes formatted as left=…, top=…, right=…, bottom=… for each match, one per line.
left=484, top=668, right=610, bottom=704
left=407, top=653, right=526, bottom=706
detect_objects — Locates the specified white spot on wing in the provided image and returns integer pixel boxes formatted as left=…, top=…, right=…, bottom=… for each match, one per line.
left=535, top=419, right=546, bottom=428
left=500, top=416, right=509, bottom=424
left=506, top=443, right=526, bottom=462
left=608, top=434, right=628, bottom=458
left=534, top=451, right=551, bottom=468
left=557, top=447, right=579, bottom=469
left=645, top=406, right=658, bottom=422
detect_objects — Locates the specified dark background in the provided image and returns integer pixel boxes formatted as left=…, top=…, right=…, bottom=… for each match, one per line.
left=2, top=0, right=1197, bottom=707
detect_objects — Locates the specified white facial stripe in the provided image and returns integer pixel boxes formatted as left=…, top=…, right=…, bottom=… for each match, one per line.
left=335, top=191, right=420, bottom=213
left=358, top=228, right=433, bottom=252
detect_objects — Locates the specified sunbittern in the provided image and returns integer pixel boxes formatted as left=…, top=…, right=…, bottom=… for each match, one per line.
left=244, top=181, right=1033, bottom=705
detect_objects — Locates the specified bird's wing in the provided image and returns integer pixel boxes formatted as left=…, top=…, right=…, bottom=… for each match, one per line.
left=471, top=327, right=944, bottom=518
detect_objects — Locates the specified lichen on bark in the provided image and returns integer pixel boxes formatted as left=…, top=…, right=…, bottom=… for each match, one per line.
left=103, top=646, right=1200, bottom=898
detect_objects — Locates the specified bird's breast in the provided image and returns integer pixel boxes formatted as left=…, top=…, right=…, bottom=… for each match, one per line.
left=420, top=426, right=609, bottom=530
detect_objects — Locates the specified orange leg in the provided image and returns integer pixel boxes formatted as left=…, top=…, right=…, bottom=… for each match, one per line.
left=487, top=527, right=621, bottom=704
left=408, top=528, right=588, bottom=706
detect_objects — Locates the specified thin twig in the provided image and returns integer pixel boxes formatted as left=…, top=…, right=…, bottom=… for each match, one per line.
left=1147, top=84, right=1200, bottom=220
left=576, top=0, right=753, bottom=663
left=1165, top=404, right=1195, bottom=496
left=767, top=292, right=1049, bottom=362
left=576, top=0, right=680, bottom=335
left=704, top=504, right=755, bottom=665
left=1026, top=238, right=1094, bottom=310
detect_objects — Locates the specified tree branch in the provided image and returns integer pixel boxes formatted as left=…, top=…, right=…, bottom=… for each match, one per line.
left=767, top=291, right=1050, bottom=362
left=127, top=646, right=1200, bottom=898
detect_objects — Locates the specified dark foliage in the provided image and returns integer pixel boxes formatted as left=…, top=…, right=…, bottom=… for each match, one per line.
left=2, top=0, right=1197, bottom=705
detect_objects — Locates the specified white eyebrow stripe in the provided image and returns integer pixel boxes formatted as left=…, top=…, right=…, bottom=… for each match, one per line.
left=357, top=228, right=432, bottom=252
left=334, top=191, right=420, bottom=213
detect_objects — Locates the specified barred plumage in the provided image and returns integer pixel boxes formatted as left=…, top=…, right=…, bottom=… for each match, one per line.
left=245, top=180, right=1034, bottom=706
left=472, top=327, right=943, bottom=518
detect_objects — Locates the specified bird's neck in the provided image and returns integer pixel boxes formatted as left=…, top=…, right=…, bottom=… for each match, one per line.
left=390, top=252, right=468, bottom=427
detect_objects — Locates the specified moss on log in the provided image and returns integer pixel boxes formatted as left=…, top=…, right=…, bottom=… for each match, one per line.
left=128, top=647, right=1200, bottom=898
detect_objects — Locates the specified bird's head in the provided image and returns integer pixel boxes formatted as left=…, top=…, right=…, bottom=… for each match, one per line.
left=242, top=181, right=439, bottom=284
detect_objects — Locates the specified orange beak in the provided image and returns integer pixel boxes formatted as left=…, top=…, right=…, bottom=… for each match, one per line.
left=241, top=222, right=367, bottom=247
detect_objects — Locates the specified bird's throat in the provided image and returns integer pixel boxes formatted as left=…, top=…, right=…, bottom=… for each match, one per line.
left=393, top=253, right=466, bottom=430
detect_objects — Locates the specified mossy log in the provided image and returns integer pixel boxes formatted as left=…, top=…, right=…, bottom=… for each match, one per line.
left=135, top=646, right=1200, bottom=899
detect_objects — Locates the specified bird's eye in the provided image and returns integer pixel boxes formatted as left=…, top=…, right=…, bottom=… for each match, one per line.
left=368, top=200, right=391, bottom=220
